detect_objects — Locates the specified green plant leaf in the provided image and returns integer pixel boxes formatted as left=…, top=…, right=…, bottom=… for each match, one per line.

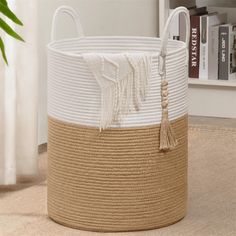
left=0, top=18, right=24, bottom=42
left=0, top=3, right=23, bottom=25
left=0, top=0, right=7, bottom=6
left=0, top=37, right=8, bottom=65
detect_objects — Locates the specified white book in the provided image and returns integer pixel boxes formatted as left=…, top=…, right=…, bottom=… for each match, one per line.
left=199, top=13, right=227, bottom=80
left=209, top=25, right=220, bottom=80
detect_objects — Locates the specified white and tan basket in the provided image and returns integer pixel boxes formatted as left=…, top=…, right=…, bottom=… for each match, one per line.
left=47, top=6, right=190, bottom=232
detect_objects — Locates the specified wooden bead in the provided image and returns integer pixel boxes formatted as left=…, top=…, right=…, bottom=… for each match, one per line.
left=162, top=90, right=169, bottom=97
left=161, top=80, right=168, bottom=86
left=162, top=101, right=168, bottom=108
left=162, top=85, right=168, bottom=91
left=162, top=97, right=168, bottom=103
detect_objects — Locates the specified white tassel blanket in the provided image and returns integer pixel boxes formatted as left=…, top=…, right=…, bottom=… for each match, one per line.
left=83, top=53, right=152, bottom=130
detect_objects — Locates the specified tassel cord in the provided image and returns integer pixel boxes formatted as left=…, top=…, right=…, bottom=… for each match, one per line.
left=159, top=54, right=178, bottom=151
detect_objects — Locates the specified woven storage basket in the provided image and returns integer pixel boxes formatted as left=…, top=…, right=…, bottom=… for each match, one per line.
left=47, top=6, right=190, bottom=232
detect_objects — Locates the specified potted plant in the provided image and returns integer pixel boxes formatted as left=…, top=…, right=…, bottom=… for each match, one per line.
left=0, top=0, right=24, bottom=64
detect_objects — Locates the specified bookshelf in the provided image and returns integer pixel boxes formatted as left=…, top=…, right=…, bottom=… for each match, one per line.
left=159, top=0, right=236, bottom=118
left=188, top=78, right=236, bottom=87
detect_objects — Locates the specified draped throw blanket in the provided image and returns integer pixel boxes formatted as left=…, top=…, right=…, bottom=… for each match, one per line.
left=83, top=53, right=152, bottom=130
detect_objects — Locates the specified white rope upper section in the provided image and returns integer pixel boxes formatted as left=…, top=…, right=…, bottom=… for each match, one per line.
left=83, top=53, right=152, bottom=130
left=47, top=38, right=188, bottom=128
left=48, top=6, right=189, bottom=128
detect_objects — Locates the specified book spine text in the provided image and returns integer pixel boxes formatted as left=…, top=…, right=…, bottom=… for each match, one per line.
left=189, top=16, right=200, bottom=78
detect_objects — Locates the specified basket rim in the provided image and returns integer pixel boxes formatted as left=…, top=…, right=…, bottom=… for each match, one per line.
left=47, top=36, right=187, bottom=58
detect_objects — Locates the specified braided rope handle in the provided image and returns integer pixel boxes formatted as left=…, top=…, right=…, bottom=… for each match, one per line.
left=158, top=7, right=190, bottom=151
left=51, top=6, right=84, bottom=42
left=160, top=7, right=190, bottom=58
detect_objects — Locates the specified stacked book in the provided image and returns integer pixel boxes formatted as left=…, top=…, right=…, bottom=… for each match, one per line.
left=169, top=6, right=236, bottom=81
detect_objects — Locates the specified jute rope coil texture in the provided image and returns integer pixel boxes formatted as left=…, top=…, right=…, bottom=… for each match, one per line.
left=48, top=115, right=188, bottom=232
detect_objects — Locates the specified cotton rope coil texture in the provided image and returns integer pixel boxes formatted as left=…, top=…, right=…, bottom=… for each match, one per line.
left=47, top=115, right=188, bottom=232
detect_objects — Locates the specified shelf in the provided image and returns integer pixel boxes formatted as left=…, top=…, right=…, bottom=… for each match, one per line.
left=159, top=0, right=236, bottom=118
left=188, top=78, right=236, bottom=88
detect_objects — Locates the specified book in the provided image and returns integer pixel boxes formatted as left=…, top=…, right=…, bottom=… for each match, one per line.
left=189, top=14, right=203, bottom=78
left=218, top=24, right=236, bottom=80
left=209, top=25, right=220, bottom=80
left=199, top=13, right=227, bottom=80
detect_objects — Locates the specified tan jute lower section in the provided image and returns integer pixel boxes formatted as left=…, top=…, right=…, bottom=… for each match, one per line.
left=47, top=115, right=188, bottom=232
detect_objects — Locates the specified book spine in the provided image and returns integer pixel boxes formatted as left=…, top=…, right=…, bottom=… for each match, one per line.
left=208, top=26, right=219, bottom=80
left=218, top=26, right=229, bottom=80
left=189, top=15, right=201, bottom=78
left=199, top=16, right=208, bottom=80
left=229, top=27, right=236, bottom=80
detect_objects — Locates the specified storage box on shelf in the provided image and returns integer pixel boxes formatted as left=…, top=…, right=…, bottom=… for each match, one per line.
left=159, top=0, right=236, bottom=118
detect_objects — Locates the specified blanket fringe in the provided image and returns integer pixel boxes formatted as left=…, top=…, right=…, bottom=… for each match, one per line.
left=100, top=55, right=150, bottom=130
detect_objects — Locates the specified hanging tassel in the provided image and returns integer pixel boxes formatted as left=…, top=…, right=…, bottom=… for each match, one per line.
left=159, top=79, right=178, bottom=151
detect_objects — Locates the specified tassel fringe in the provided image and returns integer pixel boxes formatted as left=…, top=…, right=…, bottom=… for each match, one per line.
left=100, top=55, right=150, bottom=130
left=159, top=110, right=178, bottom=151
left=159, top=79, right=178, bottom=151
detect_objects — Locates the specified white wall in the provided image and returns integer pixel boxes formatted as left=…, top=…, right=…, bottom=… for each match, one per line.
left=38, top=0, right=159, bottom=144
